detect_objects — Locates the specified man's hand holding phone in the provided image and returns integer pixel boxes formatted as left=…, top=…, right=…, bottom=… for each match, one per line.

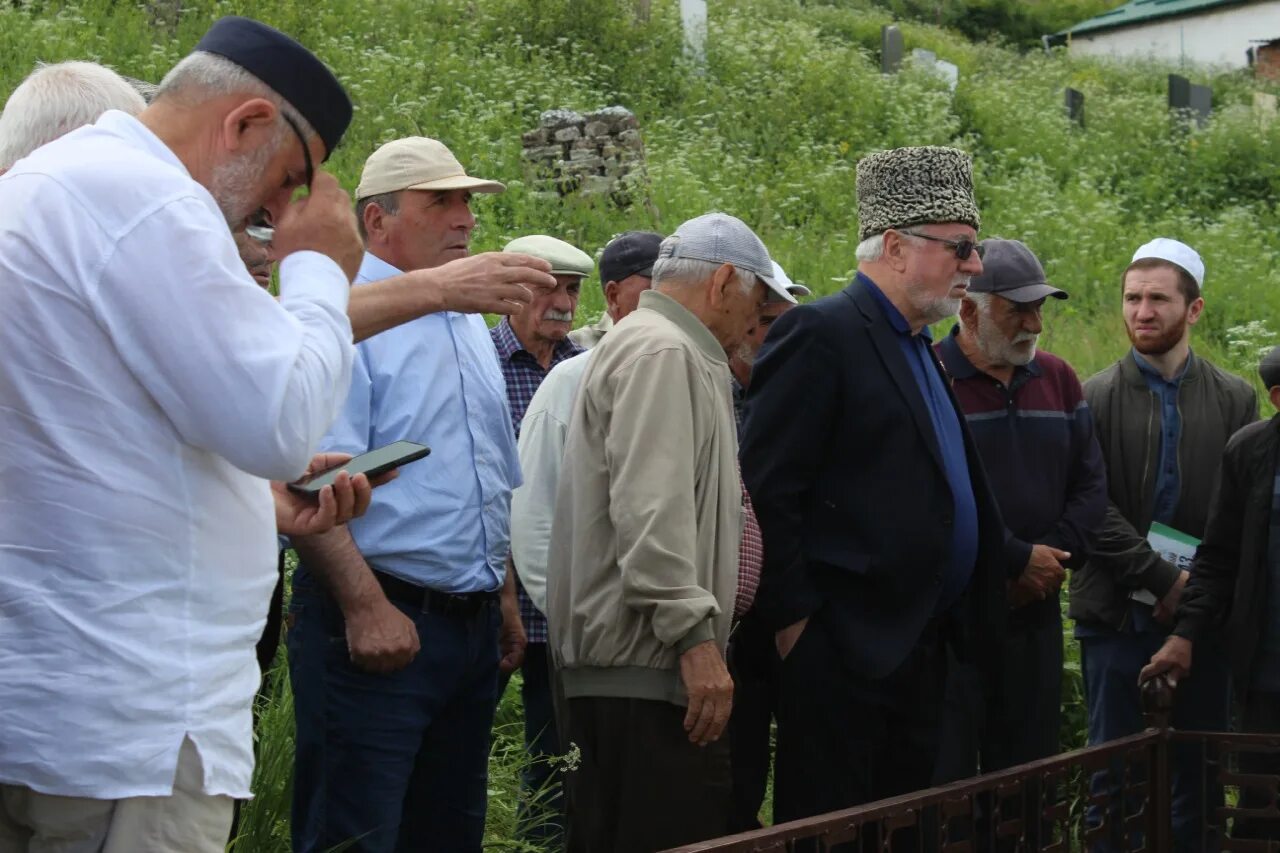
left=272, top=451, right=398, bottom=536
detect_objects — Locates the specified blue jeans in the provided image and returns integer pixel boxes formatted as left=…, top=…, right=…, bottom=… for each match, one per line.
left=288, top=569, right=500, bottom=853
left=1078, top=605, right=1229, bottom=852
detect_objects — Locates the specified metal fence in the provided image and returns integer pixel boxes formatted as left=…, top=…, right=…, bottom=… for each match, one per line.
left=668, top=679, right=1280, bottom=852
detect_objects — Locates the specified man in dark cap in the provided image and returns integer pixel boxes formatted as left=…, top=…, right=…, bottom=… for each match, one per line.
left=1143, top=345, right=1280, bottom=841
left=0, top=17, right=363, bottom=852
left=568, top=230, right=664, bottom=349
left=933, top=240, right=1106, bottom=828
left=741, top=146, right=1017, bottom=836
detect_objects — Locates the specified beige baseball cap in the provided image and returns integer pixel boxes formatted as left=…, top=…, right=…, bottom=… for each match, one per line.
left=355, top=137, right=505, bottom=200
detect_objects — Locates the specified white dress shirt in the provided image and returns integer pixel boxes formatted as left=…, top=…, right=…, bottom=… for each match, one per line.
left=510, top=350, right=593, bottom=612
left=0, top=111, right=353, bottom=799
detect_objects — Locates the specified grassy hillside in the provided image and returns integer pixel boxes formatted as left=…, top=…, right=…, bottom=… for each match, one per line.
left=4, top=0, right=1279, bottom=391
left=4, top=0, right=1280, bottom=847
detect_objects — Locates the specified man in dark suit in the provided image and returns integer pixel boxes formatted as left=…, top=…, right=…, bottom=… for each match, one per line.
left=741, top=146, right=1019, bottom=835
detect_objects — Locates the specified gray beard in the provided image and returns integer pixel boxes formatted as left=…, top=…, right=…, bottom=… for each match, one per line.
left=916, top=295, right=962, bottom=326
left=211, top=140, right=276, bottom=229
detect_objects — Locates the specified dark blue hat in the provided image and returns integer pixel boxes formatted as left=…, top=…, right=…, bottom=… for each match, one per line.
left=600, top=231, right=663, bottom=285
left=193, top=16, right=352, bottom=160
left=1260, top=345, right=1280, bottom=390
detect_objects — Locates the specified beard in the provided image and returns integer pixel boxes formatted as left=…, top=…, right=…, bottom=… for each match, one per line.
left=1126, top=312, right=1188, bottom=356
left=908, top=274, right=969, bottom=326
left=210, top=139, right=277, bottom=229
left=975, top=311, right=1038, bottom=367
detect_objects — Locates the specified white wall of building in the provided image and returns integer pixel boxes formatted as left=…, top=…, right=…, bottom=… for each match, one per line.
left=1069, top=1, right=1280, bottom=69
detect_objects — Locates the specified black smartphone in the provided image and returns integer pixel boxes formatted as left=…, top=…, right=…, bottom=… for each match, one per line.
left=287, top=440, right=430, bottom=495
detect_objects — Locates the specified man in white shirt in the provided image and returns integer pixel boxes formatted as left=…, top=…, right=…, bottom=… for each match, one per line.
left=0, top=16, right=363, bottom=853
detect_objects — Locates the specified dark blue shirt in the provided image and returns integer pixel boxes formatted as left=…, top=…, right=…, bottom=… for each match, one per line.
left=1132, top=350, right=1191, bottom=526
left=862, top=273, right=978, bottom=612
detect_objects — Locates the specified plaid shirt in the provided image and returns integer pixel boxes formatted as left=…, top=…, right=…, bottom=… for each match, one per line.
left=491, top=318, right=584, bottom=643
left=732, top=377, right=762, bottom=616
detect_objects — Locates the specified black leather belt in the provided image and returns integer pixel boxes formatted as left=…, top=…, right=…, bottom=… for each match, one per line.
left=373, top=570, right=498, bottom=618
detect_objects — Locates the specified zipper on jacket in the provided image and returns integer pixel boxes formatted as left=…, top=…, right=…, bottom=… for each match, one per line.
left=1141, top=390, right=1155, bottom=517
left=1173, top=390, right=1184, bottom=527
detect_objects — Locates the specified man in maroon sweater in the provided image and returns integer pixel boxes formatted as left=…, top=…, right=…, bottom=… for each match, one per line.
left=934, top=239, right=1107, bottom=786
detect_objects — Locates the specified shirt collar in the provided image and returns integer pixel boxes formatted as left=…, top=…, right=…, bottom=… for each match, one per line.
left=937, top=324, right=1042, bottom=382
left=493, top=317, right=583, bottom=365
left=638, top=290, right=727, bottom=363
left=859, top=272, right=932, bottom=341
left=937, top=325, right=978, bottom=379
left=356, top=251, right=403, bottom=285
left=1132, top=348, right=1193, bottom=386
left=97, top=111, right=189, bottom=177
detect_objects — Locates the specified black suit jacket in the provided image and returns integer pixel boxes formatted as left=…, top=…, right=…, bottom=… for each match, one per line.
left=740, top=274, right=1016, bottom=681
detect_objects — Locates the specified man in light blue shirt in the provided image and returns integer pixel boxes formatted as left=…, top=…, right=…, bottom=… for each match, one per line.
left=289, top=137, right=526, bottom=853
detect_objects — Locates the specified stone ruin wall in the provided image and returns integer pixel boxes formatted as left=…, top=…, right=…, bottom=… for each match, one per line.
left=520, top=107, right=648, bottom=205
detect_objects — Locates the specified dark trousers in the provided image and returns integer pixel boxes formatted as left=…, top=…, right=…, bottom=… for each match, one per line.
left=288, top=571, right=501, bottom=853
left=726, top=614, right=779, bottom=832
left=774, top=612, right=947, bottom=851
left=1078, top=607, right=1229, bottom=852
left=564, top=696, right=732, bottom=853
left=937, top=607, right=1063, bottom=776
left=255, top=553, right=287, bottom=677
left=1235, top=690, right=1280, bottom=841
left=935, top=610, right=1063, bottom=848
left=497, top=642, right=564, bottom=844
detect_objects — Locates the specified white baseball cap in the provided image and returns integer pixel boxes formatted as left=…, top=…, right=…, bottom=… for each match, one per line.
left=772, top=261, right=811, bottom=298
left=1131, top=238, right=1204, bottom=288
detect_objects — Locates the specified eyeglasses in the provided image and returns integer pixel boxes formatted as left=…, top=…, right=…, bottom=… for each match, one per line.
left=281, top=112, right=313, bottom=191
left=899, top=229, right=984, bottom=261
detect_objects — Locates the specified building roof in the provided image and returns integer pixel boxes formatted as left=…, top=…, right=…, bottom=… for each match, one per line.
left=1061, top=0, right=1260, bottom=37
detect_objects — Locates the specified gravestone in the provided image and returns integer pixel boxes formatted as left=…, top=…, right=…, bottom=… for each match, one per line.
left=882, top=25, right=904, bottom=74
left=911, top=48, right=958, bottom=92
left=1065, top=87, right=1085, bottom=128
left=680, top=0, right=707, bottom=64
left=1168, top=74, right=1212, bottom=128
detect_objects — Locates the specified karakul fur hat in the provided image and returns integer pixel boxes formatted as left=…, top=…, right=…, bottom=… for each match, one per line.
left=856, top=146, right=980, bottom=242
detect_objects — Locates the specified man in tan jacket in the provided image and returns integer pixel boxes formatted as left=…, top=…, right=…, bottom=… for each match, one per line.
left=547, top=213, right=795, bottom=852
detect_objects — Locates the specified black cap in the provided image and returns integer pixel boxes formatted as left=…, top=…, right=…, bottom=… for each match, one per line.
left=193, top=17, right=353, bottom=160
left=600, top=231, right=664, bottom=286
left=1260, top=346, right=1280, bottom=390
left=969, top=239, right=1067, bottom=303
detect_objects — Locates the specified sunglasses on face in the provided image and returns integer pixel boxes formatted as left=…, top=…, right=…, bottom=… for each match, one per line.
left=899, top=229, right=984, bottom=261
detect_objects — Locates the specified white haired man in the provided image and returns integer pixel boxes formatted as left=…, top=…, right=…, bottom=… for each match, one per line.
left=0, top=16, right=364, bottom=852
left=547, top=213, right=795, bottom=852
left=0, top=60, right=147, bottom=173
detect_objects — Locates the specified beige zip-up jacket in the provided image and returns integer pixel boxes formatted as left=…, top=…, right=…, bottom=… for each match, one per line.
left=546, top=289, right=741, bottom=707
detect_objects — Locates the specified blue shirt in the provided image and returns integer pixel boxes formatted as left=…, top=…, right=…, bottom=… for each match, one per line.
left=862, top=274, right=978, bottom=611
left=320, top=253, right=522, bottom=593
left=1132, top=350, right=1191, bottom=526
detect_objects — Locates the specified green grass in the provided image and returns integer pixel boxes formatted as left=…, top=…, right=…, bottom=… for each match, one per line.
left=3, top=0, right=1279, bottom=400
left=4, top=0, right=1278, bottom=846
